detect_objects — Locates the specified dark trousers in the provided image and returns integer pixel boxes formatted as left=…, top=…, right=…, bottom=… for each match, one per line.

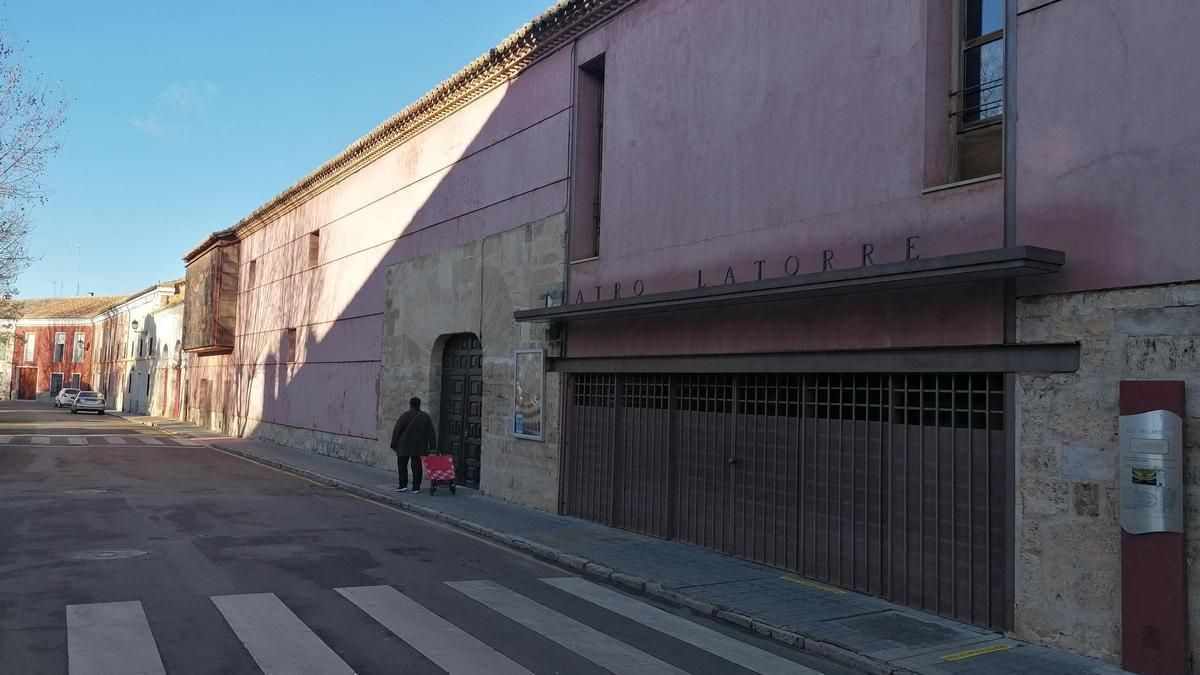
left=397, top=455, right=423, bottom=489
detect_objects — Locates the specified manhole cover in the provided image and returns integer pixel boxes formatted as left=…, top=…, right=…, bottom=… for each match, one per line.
left=65, top=488, right=118, bottom=494
left=64, top=549, right=153, bottom=561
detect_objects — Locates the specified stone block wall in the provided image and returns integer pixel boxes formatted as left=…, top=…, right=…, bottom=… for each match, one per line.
left=380, top=212, right=566, bottom=511
left=1016, top=282, right=1200, bottom=663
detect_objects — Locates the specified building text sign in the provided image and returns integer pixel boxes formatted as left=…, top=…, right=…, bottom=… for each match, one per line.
left=572, top=235, right=922, bottom=305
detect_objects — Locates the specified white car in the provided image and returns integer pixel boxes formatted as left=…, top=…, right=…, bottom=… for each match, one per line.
left=71, top=391, right=106, bottom=414
left=54, top=388, right=81, bottom=408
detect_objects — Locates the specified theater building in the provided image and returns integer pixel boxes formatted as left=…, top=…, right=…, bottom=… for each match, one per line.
left=179, top=0, right=1198, bottom=664
left=517, top=0, right=1198, bottom=665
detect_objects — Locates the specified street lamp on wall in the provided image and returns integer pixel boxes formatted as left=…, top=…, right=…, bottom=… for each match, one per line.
left=131, top=320, right=139, bottom=332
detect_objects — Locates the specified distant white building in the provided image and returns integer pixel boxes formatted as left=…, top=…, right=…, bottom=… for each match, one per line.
left=91, top=281, right=185, bottom=415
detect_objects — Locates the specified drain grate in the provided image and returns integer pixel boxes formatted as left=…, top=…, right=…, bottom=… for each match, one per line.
left=64, top=549, right=154, bottom=561
left=64, top=488, right=119, bottom=495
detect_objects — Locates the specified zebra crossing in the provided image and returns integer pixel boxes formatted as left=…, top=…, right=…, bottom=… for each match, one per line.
left=64, top=578, right=823, bottom=675
left=0, top=434, right=202, bottom=447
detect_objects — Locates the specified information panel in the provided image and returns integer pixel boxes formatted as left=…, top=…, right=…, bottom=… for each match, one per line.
left=1119, top=409, right=1184, bottom=534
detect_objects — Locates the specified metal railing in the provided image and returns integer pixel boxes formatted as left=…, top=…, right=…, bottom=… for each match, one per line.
left=951, top=77, right=1004, bottom=130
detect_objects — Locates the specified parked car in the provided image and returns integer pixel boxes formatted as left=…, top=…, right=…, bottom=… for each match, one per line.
left=54, top=388, right=81, bottom=408
left=71, top=391, right=106, bottom=415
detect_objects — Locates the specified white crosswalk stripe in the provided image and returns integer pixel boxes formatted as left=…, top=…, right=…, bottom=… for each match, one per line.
left=2, top=435, right=189, bottom=445
left=447, top=580, right=687, bottom=675
left=66, top=601, right=165, bottom=675
left=544, top=577, right=819, bottom=674
left=211, top=592, right=356, bottom=674
left=338, top=585, right=531, bottom=675
left=58, top=581, right=816, bottom=674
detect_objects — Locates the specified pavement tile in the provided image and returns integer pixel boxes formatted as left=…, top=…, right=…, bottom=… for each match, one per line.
left=115, top=413, right=1135, bottom=675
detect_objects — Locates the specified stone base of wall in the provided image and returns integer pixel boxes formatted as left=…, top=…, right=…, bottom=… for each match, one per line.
left=1016, top=282, right=1200, bottom=664
left=183, top=406, right=395, bottom=472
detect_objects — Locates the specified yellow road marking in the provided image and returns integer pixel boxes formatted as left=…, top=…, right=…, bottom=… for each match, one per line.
left=779, top=576, right=846, bottom=594
left=941, top=643, right=1012, bottom=661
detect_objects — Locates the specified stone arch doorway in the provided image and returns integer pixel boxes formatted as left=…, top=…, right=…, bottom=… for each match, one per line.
left=439, top=333, right=482, bottom=488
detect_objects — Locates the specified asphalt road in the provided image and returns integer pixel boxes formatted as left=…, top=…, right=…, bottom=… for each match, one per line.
left=0, top=401, right=858, bottom=674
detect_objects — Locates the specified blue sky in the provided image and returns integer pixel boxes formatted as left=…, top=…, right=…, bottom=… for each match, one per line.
left=6, top=0, right=553, bottom=298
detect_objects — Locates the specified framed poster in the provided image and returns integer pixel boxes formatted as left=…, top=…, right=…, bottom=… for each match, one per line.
left=513, top=349, right=544, bottom=440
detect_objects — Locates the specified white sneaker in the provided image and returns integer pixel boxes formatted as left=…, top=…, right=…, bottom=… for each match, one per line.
left=412, top=489, right=421, bottom=494
left=395, top=487, right=410, bottom=492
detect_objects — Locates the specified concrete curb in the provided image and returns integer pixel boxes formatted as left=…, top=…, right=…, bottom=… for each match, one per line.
left=118, top=414, right=911, bottom=674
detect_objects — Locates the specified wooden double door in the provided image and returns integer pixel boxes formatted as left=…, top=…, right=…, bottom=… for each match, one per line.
left=439, top=334, right=482, bottom=488
left=17, top=368, right=36, bottom=400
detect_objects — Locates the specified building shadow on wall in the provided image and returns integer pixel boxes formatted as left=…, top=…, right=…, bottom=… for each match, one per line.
left=95, top=311, right=159, bottom=414
left=188, top=32, right=569, bottom=475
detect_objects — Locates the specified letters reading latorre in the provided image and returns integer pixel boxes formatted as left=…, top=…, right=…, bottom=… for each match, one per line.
left=572, top=235, right=921, bottom=305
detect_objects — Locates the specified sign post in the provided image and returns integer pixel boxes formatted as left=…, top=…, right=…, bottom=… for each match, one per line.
left=1120, top=380, right=1187, bottom=674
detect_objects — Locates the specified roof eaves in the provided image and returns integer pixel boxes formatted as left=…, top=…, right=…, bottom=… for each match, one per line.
left=182, top=0, right=636, bottom=263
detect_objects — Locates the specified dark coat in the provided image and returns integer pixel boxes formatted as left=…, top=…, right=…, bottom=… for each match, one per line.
left=390, top=408, right=437, bottom=457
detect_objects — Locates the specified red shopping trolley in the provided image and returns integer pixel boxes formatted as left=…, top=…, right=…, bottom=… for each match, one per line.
left=421, top=453, right=457, bottom=495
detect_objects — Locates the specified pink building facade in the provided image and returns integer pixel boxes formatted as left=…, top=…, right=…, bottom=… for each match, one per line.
left=182, top=0, right=1200, bottom=664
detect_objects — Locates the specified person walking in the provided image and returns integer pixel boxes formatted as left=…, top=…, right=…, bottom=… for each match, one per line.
left=390, top=397, right=438, bottom=493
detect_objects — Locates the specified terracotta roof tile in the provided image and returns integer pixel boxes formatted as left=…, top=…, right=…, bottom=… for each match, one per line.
left=17, top=295, right=131, bottom=320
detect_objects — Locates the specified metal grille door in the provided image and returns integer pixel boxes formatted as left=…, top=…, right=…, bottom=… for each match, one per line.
left=562, top=371, right=1009, bottom=629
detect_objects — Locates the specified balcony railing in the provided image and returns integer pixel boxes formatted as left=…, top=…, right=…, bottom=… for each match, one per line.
left=950, top=77, right=1004, bottom=131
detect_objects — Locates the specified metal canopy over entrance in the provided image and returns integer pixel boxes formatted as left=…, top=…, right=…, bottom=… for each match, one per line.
left=563, top=371, right=1011, bottom=630
left=517, top=246, right=1064, bottom=323
left=440, top=334, right=483, bottom=489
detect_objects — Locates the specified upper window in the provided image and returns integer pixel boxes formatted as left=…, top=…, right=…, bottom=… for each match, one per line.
left=286, top=327, right=299, bottom=363
left=72, top=332, right=85, bottom=362
left=53, top=332, right=66, bottom=362
left=23, top=333, right=35, bottom=362
left=247, top=259, right=257, bottom=290
left=570, top=54, right=606, bottom=261
left=307, top=231, right=320, bottom=268
left=953, top=0, right=1004, bottom=179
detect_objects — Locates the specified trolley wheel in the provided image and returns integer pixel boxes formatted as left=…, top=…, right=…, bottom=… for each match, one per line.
left=449, top=484, right=456, bottom=495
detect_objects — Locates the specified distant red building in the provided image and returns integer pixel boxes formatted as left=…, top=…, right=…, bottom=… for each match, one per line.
left=9, top=296, right=128, bottom=401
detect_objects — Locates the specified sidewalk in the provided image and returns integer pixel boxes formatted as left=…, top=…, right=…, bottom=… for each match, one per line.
left=113, top=412, right=1127, bottom=675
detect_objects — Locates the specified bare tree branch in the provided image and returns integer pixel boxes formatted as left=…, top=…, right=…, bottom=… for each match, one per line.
left=0, top=29, right=66, bottom=331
